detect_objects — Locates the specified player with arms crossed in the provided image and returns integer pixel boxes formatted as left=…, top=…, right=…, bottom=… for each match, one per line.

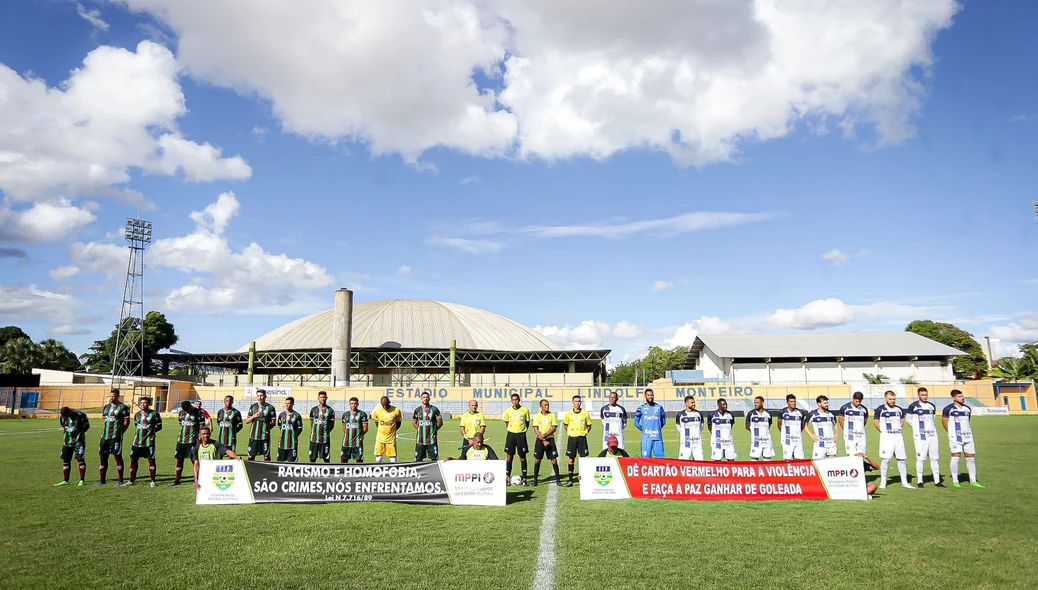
left=244, top=389, right=277, bottom=461
left=838, top=392, right=869, bottom=457
left=532, top=399, right=562, bottom=486
left=413, top=391, right=443, bottom=461
left=873, top=390, right=913, bottom=490
left=123, top=397, right=162, bottom=487
left=777, top=394, right=806, bottom=460
left=708, top=398, right=737, bottom=461
left=55, top=407, right=90, bottom=487
left=192, top=426, right=239, bottom=488
left=745, top=396, right=775, bottom=461
left=634, top=389, right=666, bottom=458
left=308, top=391, right=336, bottom=463
left=676, top=396, right=704, bottom=460
left=371, top=396, right=402, bottom=463
left=599, top=392, right=628, bottom=451
left=502, top=393, right=531, bottom=485
left=96, top=389, right=130, bottom=486
left=170, top=400, right=203, bottom=486
left=942, top=389, right=983, bottom=488
left=806, top=395, right=839, bottom=459
left=276, top=397, right=304, bottom=462
left=563, top=395, right=593, bottom=487
left=340, top=397, right=369, bottom=463
left=216, top=395, right=244, bottom=459
left=459, top=400, right=486, bottom=449
left=906, top=387, right=943, bottom=487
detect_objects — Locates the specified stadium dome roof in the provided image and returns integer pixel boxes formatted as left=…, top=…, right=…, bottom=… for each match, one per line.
left=239, top=299, right=563, bottom=352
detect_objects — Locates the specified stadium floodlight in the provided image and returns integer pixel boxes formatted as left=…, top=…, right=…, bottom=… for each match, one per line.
left=125, top=218, right=152, bottom=244
left=112, top=217, right=153, bottom=382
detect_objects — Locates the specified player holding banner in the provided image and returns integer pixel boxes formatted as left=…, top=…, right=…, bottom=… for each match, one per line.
left=838, top=392, right=869, bottom=456
left=906, top=387, right=943, bottom=488
left=745, top=396, right=774, bottom=461
left=777, top=394, right=806, bottom=460
left=599, top=392, right=628, bottom=451
left=708, top=398, right=737, bottom=461
left=806, top=395, right=839, bottom=459
left=676, top=396, right=704, bottom=460
left=873, top=390, right=913, bottom=490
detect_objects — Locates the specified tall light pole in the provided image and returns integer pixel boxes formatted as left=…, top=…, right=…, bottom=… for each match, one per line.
left=112, top=218, right=152, bottom=382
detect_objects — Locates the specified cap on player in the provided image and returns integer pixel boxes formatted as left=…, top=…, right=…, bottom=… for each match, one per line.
left=607, top=435, right=619, bottom=447
left=472, top=432, right=485, bottom=440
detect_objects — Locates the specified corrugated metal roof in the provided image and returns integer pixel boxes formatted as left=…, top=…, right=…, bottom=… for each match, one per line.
left=691, top=332, right=967, bottom=360
left=239, top=300, right=563, bottom=352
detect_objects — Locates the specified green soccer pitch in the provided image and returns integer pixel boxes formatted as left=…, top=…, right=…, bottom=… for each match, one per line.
left=1, top=416, right=1036, bottom=589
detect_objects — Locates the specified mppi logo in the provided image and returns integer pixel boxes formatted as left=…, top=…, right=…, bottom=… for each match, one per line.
left=454, top=472, right=495, bottom=484
left=827, top=469, right=850, bottom=478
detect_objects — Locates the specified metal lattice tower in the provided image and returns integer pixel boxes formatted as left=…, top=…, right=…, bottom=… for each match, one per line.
left=111, top=218, right=152, bottom=381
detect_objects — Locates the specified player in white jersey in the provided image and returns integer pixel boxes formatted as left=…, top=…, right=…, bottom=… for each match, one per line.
left=599, top=392, right=628, bottom=451
left=806, top=395, right=839, bottom=459
left=942, top=389, right=983, bottom=488
left=675, top=396, right=704, bottom=460
left=708, top=398, right=737, bottom=461
left=838, top=392, right=869, bottom=456
left=776, top=394, right=806, bottom=460
left=873, top=390, right=913, bottom=490
left=744, top=396, right=775, bottom=460
left=906, top=387, right=944, bottom=488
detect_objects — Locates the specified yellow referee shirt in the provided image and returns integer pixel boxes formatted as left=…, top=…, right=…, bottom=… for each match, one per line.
left=563, top=409, right=592, bottom=437
left=460, top=411, right=486, bottom=438
left=371, top=406, right=402, bottom=444
left=503, top=406, right=530, bottom=433
left=532, top=412, right=558, bottom=439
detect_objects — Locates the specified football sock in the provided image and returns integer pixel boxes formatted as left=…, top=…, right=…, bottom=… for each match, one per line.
left=62, top=463, right=71, bottom=482
left=966, top=457, right=977, bottom=483
left=950, top=456, right=960, bottom=482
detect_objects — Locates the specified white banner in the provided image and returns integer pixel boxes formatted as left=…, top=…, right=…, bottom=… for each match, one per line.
left=440, top=460, right=507, bottom=506
left=816, top=456, right=869, bottom=501
left=973, top=407, right=1010, bottom=416
left=195, top=460, right=255, bottom=505
left=578, top=457, right=631, bottom=501
left=243, top=386, right=292, bottom=399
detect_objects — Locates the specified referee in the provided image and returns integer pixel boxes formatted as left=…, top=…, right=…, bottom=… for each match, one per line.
left=563, top=395, right=592, bottom=487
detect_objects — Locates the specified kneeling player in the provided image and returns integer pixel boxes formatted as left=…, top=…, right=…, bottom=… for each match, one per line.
left=745, top=396, right=775, bottom=461
left=192, top=427, right=239, bottom=488
left=532, top=399, right=562, bottom=486
left=874, top=390, right=913, bottom=490
left=708, top=398, right=737, bottom=461
left=56, top=407, right=90, bottom=487
left=459, top=433, right=499, bottom=460
left=807, top=395, right=839, bottom=459
left=676, top=396, right=704, bottom=460
left=598, top=436, right=629, bottom=457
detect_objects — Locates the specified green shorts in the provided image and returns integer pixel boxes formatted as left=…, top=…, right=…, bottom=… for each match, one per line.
left=308, top=441, right=331, bottom=462
left=276, top=448, right=299, bottom=462
left=340, top=446, right=364, bottom=462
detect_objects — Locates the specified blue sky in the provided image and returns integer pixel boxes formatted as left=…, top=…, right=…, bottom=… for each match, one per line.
left=0, top=0, right=1035, bottom=363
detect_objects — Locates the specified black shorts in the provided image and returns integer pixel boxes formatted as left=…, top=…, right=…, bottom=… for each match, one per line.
left=60, top=443, right=86, bottom=462
left=309, top=442, right=331, bottom=462
left=277, top=448, right=299, bottom=462
left=504, top=432, right=529, bottom=456
left=130, top=445, right=155, bottom=461
left=98, top=438, right=124, bottom=457
left=415, top=444, right=439, bottom=461
left=341, top=446, right=364, bottom=462
left=174, top=442, right=194, bottom=460
left=566, top=436, right=589, bottom=459
left=534, top=438, right=559, bottom=460
left=248, top=439, right=271, bottom=458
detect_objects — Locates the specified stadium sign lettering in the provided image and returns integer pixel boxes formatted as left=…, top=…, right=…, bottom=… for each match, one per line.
left=386, top=388, right=450, bottom=399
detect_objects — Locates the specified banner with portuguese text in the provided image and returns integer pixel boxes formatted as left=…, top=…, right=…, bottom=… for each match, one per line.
left=579, top=457, right=867, bottom=501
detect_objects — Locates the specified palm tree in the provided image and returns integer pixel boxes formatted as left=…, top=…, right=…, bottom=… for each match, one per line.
left=991, top=357, right=1036, bottom=381
left=38, top=339, right=82, bottom=371
left=0, top=338, right=42, bottom=374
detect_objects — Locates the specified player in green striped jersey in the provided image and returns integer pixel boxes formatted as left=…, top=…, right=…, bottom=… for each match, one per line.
left=308, top=391, right=336, bottom=463
left=244, top=389, right=277, bottom=460
left=412, top=392, right=443, bottom=461
left=96, top=389, right=130, bottom=486
left=55, top=407, right=89, bottom=487
left=276, top=397, right=304, bottom=462
left=340, top=397, right=369, bottom=463
left=121, top=397, right=162, bottom=487
left=216, top=395, right=243, bottom=457
left=170, top=401, right=203, bottom=486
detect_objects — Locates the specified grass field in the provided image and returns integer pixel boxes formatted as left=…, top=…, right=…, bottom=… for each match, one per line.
left=1, top=416, right=1036, bottom=589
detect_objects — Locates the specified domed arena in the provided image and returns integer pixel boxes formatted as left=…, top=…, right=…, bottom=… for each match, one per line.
left=159, top=295, right=609, bottom=388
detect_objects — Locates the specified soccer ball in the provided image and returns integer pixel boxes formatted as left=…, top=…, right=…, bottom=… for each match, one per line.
left=509, top=475, right=523, bottom=486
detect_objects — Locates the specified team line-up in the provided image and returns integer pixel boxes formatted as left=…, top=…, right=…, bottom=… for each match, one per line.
left=52, top=386, right=983, bottom=492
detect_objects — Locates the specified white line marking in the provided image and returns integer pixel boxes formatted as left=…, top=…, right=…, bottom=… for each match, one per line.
left=531, top=481, right=559, bottom=590
left=0, top=428, right=54, bottom=435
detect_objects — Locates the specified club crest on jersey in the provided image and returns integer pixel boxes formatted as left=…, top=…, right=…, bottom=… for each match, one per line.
left=214, top=464, right=235, bottom=490
left=594, top=465, right=612, bottom=487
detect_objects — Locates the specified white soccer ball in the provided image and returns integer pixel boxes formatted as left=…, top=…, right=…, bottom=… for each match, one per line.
left=509, top=475, right=523, bottom=486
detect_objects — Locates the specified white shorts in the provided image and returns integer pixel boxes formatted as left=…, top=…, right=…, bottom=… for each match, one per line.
left=602, top=433, right=625, bottom=451
left=678, top=440, right=704, bottom=461
left=750, top=437, right=775, bottom=459
left=711, top=437, right=737, bottom=461
left=879, top=433, right=907, bottom=460
left=844, top=434, right=867, bottom=456
left=782, top=440, right=804, bottom=460
left=913, top=436, right=940, bottom=460
left=812, top=438, right=837, bottom=459
left=949, top=439, right=976, bottom=455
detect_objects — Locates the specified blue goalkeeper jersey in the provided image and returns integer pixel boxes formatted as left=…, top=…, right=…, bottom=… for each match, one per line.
left=634, top=403, right=666, bottom=440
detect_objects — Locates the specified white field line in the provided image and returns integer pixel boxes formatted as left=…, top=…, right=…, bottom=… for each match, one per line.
left=531, top=481, right=559, bottom=590
left=0, top=428, right=55, bottom=435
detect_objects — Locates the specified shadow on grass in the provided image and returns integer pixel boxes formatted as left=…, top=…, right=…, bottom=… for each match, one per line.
left=506, top=490, right=536, bottom=504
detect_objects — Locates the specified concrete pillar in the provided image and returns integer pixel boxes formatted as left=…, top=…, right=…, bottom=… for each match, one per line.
left=161, top=359, right=170, bottom=376
left=449, top=339, right=457, bottom=387
left=568, top=361, right=576, bottom=373
left=331, top=288, right=354, bottom=387
left=247, top=341, right=256, bottom=386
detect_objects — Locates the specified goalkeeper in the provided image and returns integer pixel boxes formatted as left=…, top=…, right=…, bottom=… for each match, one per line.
left=634, top=389, right=666, bottom=458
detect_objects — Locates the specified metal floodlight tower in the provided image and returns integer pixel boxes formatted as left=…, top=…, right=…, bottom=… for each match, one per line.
left=1033, top=201, right=1037, bottom=224
left=111, top=217, right=152, bottom=382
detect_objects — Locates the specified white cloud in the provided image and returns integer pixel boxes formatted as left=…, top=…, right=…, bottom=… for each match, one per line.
left=427, top=235, right=503, bottom=255
left=460, top=176, right=480, bottom=185
left=76, top=3, right=109, bottom=31
left=1009, top=114, right=1031, bottom=124
left=396, top=265, right=412, bottom=276
left=0, top=200, right=97, bottom=242
left=989, top=314, right=1038, bottom=344
left=0, top=285, right=81, bottom=324
left=650, top=280, right=674, bottom=292
left=662, top=316, right=735, bottom=349
left=49, top=266, right=81, bottom=281
left=117, top=0, right=958, bottom=165
left=534, top=320, right=645, bottom=349
left=49, top=325, right=91, bottom=336
left=0, top=41, right=250, bottom=207
left=768, top=298, right=856, bottom=330
left=522, top=211, right=781, bottom=238
left=67, top=240, right=128, bottom=276
left=821, top=248, right=869, bottom=266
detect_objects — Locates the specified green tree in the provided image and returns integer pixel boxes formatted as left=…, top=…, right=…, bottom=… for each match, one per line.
left=863, top=373, right=889, bottom=384
left=606, top=362, right=636, bottom=385
left=80, top=312, right=178, bottom=374
left=990, top=357, right=1034, bottom=381
left=0, top=326, right=30, bottom=348
left=905, top=320, right=989, bottom=380
left=606, top=346, right=690, bottom=384
left=37, top=339, right=82, bottom=371
left=0, top=337, right=41, bottom=374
